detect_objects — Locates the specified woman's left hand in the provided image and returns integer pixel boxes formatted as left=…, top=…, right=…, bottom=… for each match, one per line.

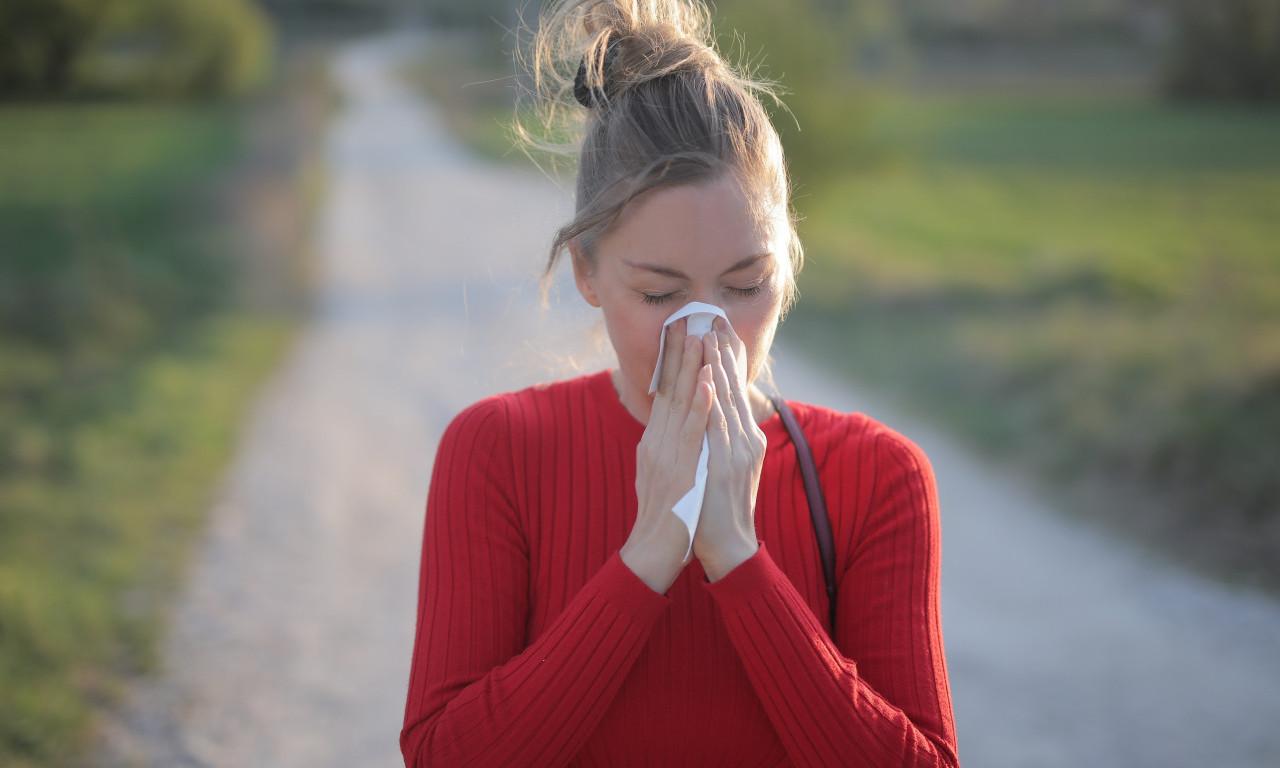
left=693, top=315, right=765, bottom=581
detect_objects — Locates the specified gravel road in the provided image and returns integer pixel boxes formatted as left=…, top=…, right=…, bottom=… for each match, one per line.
left=96, top=32, right=1280, bottom=768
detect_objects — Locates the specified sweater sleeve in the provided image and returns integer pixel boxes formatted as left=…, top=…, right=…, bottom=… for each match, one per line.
left=400, top=398, right=670, bottom=767
left=705, top=429, right=959, bottom=768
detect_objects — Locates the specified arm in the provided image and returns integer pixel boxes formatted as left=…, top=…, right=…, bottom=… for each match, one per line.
left=400, top=399, right=670, bottom=768
left=705, top=430, right=959, bottom=768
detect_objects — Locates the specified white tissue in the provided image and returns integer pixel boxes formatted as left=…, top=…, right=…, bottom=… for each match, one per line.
left=648, top=301, right=730, bottom=557
left=648, top=301, right=729, bottom=394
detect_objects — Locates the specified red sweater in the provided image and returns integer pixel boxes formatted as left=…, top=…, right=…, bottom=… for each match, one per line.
left=402, top=370, right=958, bottom=767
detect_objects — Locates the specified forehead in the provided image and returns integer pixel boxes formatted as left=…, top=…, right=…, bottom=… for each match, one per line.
left=596, top=175, right=785, bottom=270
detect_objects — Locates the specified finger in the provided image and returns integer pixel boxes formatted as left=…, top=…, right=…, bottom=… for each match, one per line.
left=705, top=381, right=732, bottom=460
left=650, top=323, right=690, bottom=443
left=704, top=331, right=744, bottom=438
left=664, top=333, right=705, bottom=438
left=677, top=365, right=715, bottom=466
left=714, top=316, right=755, bottom=426
left=644, top=325, right=681, bottom=442
left=654, top=318, right=685, bottom=396
left=644, top=379, right=672, bottom=444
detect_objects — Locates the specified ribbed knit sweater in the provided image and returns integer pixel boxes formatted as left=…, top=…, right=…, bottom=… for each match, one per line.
left=401, top=370, right=958, bottom=767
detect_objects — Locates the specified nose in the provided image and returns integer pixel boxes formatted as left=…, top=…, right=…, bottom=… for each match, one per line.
left=688, top=293, right=725, bottom=311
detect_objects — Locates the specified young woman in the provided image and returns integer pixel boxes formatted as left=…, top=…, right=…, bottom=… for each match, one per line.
left=401, top=1, right=958, bottom=765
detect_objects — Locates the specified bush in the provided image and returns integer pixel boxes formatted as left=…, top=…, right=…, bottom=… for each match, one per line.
left=98, top=0, right=274, bottom=99
left=0, top=0, right=116, bottom=95
left=1164, top=0, right=1280, bottom=102
left=0, top=0, right=273, bottom=99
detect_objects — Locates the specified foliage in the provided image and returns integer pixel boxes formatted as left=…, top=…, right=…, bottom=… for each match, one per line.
left=1164, top=0, right=1280, bottom=102
left=0, top=0, right=273, bottom=99
left=111, top=0, right=275, bottom=99
left=0, top=315, right=294, bottom=767
left=0, top=98, right=300, bottom=764
left=0, top=0, right=116, bottom=94
left=790, top=94, right=1280, bottom=588
left=715, top=0, right=881, bottom=188
left=0, top=106, right=238, bottom=357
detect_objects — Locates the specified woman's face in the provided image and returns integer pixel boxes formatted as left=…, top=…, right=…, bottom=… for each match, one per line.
left=572, top=174, right=790, bottom=423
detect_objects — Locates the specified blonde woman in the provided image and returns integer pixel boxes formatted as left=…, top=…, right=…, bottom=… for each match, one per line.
left=401, top=1, right=958, bottom=765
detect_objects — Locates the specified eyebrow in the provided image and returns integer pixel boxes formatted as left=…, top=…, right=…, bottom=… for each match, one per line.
left=622, top=253, right=771, bottom=279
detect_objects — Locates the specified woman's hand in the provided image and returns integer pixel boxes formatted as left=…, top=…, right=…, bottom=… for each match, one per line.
left=622, top=320, right=715, bottom=594
left=694, top=316, right=764, bottom=581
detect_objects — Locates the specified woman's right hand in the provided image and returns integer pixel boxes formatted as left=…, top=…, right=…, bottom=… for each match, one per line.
left=621, top=321, right=714, bottom=594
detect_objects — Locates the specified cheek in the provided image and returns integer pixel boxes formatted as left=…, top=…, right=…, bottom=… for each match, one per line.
left=601, top=304, right=667, bottom=378
left=728, top=296, right=783, bottom=380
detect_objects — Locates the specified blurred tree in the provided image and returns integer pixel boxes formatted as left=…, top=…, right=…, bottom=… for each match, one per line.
left=0, top=0, right=272, bottom=99
left=1164, top=0, right=1280, bottom=102
left=118, top=0, right=273, bottom=98
left=0, top=0, right=119, bottom=95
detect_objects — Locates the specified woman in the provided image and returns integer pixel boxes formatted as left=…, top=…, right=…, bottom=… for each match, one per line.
left=401, top=1, right=958, bottom=765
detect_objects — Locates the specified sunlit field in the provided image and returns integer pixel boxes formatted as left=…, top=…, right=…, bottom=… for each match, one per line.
left=790, top=95, right=1280, bottom=587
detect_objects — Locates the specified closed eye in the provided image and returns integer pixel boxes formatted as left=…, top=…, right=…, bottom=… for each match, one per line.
left=728, top=284, right=763, bottom=297
left=641, top=292, right=679, bottom=305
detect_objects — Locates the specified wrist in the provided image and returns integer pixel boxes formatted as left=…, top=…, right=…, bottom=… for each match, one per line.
left=700, top=539, right=759, bottom=582
left=620, top=538, right=686, bottom=594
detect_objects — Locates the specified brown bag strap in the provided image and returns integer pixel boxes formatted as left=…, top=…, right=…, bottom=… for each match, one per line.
left=769, top=396, right=837, bottom=630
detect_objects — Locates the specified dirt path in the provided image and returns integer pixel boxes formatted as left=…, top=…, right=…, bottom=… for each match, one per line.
left=97, top=32, right=1280, bottom=767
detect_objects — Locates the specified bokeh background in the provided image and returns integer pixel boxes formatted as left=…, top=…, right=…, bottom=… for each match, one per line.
left=1, top=0, right=1277, bottom=765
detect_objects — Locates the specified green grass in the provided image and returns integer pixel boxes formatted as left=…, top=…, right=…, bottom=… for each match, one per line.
left=0, top=105, right=239, bottom=206
left=864, top=96, right=1280, bottom=172
left=0, top=105, right=240, bottom=362
left=800, top=164, right=1280, bottom=310
left=0, top=100, right=302, bottom=765
left=789, top=94, right=1280, bottom=589
left=0, top=316, right=293, bottom=767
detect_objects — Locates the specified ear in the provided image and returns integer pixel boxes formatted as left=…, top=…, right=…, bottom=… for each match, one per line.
left=570, top=241, right=601, bottom=308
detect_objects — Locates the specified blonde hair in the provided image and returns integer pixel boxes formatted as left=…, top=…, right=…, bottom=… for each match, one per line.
left=518, top=0, right=803, bottom=311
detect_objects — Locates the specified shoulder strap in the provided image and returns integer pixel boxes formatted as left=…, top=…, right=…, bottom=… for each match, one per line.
left=769, top=396, right=837, bottom=631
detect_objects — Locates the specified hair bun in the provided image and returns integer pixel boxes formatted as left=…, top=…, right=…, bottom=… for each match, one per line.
left=572, top=35, right=620, bottom=108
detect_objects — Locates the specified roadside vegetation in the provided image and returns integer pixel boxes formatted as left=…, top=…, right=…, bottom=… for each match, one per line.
left=0, top=3, right=338, bottom=765
left=789, top=96, right=1280, bottom=589
left=405, top=0, right=1280, bottom=592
